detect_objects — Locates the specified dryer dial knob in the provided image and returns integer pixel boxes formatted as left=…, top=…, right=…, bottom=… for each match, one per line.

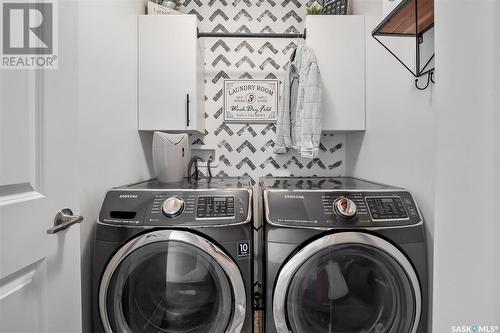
left=334, top=197, right=357, bottom=219
left=162, top=197, right=184, bottom=217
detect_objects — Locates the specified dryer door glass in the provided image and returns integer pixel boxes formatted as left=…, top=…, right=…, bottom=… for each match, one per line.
left=286, top=244, right=416, bottom=333
left=106, top=241, right=233, bottom=333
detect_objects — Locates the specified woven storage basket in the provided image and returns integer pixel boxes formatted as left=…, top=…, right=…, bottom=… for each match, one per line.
left=322, top=0, right=348, bottom=15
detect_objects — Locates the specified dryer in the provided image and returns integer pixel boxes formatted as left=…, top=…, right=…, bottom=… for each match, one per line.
left=93, top=177, right=253, bottom=333
left=260, top=177, right=428, bottom=333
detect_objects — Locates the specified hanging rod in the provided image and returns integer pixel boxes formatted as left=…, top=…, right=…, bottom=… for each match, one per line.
left=197, top=31, right=306, bottom=39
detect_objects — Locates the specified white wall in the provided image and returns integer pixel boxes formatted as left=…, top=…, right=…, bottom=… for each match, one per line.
left=348, top=0, right=500, bottom=330
left=345, top=3, right=435, bottom=330
left=432, top=0, right=500, bottom=331
left=351, top=0, right=384, bottom=16
left=78, top=1, right=153, bottom=331
left=345, top=20, right=435, bottom=235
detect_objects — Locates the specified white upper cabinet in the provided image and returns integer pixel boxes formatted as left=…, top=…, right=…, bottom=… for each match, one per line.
left=138, top=15, right=205, bottom=133
left=306, top=15, right=365, bottom=132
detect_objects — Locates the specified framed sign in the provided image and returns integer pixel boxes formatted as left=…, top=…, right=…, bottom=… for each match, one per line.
left=224, top=79, right=279, bottom=123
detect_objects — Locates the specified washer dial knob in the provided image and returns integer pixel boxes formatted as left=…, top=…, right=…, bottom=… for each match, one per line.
left=162, top=197, right=184, bottom=217
left=334, top=197, right=357, bottom=219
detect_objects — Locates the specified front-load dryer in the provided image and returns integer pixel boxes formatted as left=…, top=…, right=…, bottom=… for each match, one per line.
left=93, top=177, right=253, bottom=333
left=260, top=177, right=428, bottom=333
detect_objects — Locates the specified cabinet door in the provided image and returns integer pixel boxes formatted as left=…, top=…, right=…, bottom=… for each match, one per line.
left=138, top=15, right=197, bottom=131
left=306, top=16, right=365, bottom=132
left=192, top=40, right=206, bottom=133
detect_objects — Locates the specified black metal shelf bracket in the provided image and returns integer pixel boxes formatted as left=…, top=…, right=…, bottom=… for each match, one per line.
left=373, top=30, right=436, bottom=90
left=197, top=29, right=306, bottom=39
left=372, top=0, right=435, bottom=90
left=415, top=70, right=434, bottom=90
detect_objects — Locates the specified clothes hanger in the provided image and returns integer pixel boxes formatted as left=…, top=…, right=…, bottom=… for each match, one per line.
left=290, top=48, right=297, bottom=62
left=290, top=32, right=301, bottom=62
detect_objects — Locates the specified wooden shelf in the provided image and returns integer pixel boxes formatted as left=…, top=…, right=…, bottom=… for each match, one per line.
left=373, top=0, right=434, bottom=36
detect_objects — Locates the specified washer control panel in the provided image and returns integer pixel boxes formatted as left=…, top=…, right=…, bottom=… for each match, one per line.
left=265, top=190, right=421, bottom=228
left=365, top=196, right=408, bottom=220
left=99, top=189, right=250, bottom=227
left=197, top=196, right=234, bottom=218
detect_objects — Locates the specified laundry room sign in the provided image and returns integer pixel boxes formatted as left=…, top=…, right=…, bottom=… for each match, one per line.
left=224, top=79, right=278, bottom=123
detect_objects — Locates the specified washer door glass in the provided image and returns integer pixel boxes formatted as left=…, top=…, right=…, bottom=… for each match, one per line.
left=106, top=241, right=233, bottom=333
left=286, top=244, right=416, bottom=333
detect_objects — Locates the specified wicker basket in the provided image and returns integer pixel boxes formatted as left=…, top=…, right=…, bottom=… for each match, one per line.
left=322, top=0, right=348, bottom=15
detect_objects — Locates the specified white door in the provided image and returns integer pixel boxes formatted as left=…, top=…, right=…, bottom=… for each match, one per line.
left=0, top=1, right=82, bottom=332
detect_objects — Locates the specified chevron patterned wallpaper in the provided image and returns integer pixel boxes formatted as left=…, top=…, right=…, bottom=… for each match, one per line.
left=183, top=0, right=345, bottom=183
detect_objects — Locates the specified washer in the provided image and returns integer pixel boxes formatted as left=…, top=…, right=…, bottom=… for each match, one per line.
left=93, top=177, right=254, bottom=333
left=260, top=177, right=428, bottom=333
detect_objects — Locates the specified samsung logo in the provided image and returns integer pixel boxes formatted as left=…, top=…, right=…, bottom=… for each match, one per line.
left=119, top=194, right=138, bottom=199
left=284, top=194, right=304, bottom=199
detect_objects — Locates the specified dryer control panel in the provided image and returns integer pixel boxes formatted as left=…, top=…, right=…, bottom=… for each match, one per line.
left=197, top=196, right=235, bottom=218
left=99, top=189, right=251, bottom=227
left=265, top=190, right=421, bottom=228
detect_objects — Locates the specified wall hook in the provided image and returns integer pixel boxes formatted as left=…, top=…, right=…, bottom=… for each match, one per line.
left=415, top=71, right=434, bottom=90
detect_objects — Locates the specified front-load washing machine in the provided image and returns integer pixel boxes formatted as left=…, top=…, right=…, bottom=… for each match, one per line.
left=93, top=177, right=253, bottom=333
left=260, top=177, right=428, bottom=333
